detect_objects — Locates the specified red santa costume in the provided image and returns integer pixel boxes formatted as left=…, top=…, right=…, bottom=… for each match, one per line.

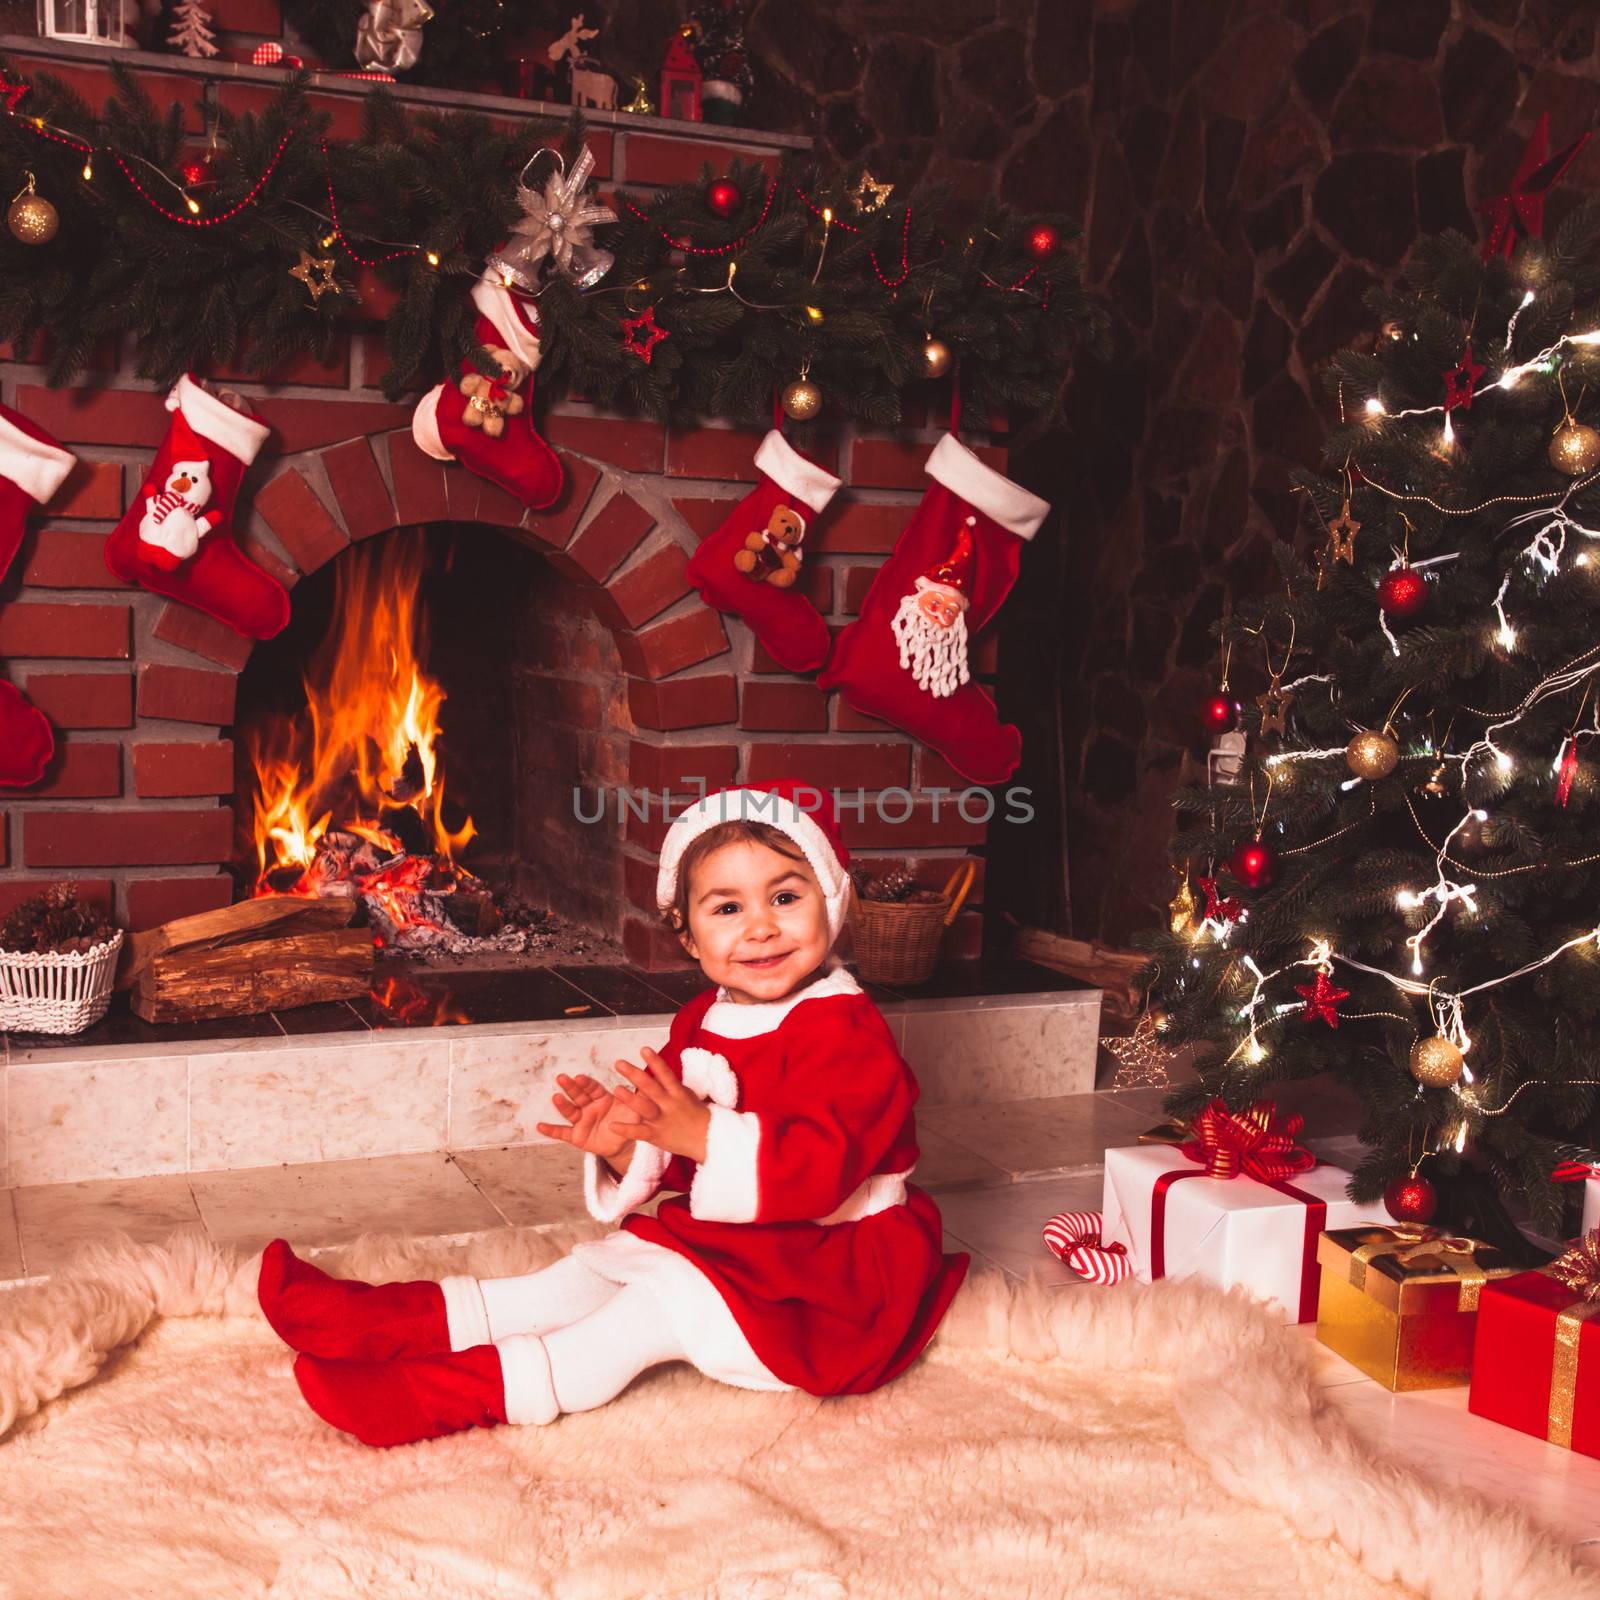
left=260, top=782, right=969, bottom=1446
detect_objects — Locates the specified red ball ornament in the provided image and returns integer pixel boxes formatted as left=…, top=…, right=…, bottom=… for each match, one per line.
left=1228, top=839, right=1278, bottom=890
left=1383, top=1173, right=1438, bottom=1225
left=1377, top=566, right=1428, bottom=618
left=1202, top=694, right=1239, bottom=734
left=1025, top=224, right=1059, bottom=261
left=706, top=180, right=741, bottom=219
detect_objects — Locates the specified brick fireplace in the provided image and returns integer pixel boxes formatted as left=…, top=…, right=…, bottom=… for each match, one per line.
left=0, top=38, right=1015, bottom=970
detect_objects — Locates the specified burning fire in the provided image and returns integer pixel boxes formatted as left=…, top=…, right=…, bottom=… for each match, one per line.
left=248, top=531, right=475, bottom=896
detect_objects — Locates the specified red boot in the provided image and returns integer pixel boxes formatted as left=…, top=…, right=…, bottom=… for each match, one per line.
left=293, top=1345, right=515, bottom=1448
left=411, top=270, right=563, bottom=511
left=258, top=1238, right=459, bottom=1360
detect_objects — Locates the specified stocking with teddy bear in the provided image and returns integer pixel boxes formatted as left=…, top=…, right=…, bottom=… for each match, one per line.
left=685, top=430, right=841, bottom=673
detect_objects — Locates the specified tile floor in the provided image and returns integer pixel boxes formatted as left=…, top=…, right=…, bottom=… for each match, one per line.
left=1, top=1081, right=1595, bottom=1569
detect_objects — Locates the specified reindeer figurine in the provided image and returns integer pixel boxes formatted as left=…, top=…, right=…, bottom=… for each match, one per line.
left=549, top=14, right=616, bottom=109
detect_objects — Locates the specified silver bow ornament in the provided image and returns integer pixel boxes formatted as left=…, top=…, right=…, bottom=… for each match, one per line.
left=486, top=147, right=616, bottom=293
left=355, top=0, right=432, bottom=73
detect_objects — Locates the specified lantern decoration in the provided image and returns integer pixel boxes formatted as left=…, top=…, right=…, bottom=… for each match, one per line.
left=37, top=0, right=131, bottom=45
left=660, top=26, right=703, bottom=123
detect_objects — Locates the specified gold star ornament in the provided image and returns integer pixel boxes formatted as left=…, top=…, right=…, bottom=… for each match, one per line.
left=850, top=169, right=894, bottom=213
left=289, top=249, right=340, bottom=304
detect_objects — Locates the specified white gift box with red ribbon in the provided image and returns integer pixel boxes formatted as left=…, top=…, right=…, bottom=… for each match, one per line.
left=1585, top=1176, right=1599, bottom=1236
left=1100, top=1144, right=1387, bottom=1322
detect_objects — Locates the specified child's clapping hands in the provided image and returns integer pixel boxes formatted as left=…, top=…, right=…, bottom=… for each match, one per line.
left=535, top=1048, right=710, bottom=1167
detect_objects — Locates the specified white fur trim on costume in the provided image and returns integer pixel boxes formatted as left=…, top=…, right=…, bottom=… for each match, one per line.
left=702, top=961, right=861, bottom=1040
left=924, top=431, right=1050, bottom=540
left=655, top=789, right=851, bottom=940
left=679, top=1046, right=740, bottom=1109
left=471, top=274, right=544, bottom=373
left=814, top=1167, right=914, bottom=1225
left=439, top=1273, right=491, bottom=1351
left=753, top=429, right=841, bottom=514
left=167, top=373, right=270, bottom=465
left=583, top=1142, right=673, bottom=1223
left=411, top=383, right=454, bottom=462
left=0, top=412, right=73, bottom=506
left=688, top=1103, right=762, bottom=1223
left=497, top=1332, right=560, bottom=1424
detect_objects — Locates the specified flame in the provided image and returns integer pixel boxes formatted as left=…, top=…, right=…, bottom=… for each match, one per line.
left=247, top=532, right=474, bottom=892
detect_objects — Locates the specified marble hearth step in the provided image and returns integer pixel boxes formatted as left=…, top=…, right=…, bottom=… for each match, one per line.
left=0, top=960, right=1103, bottom=1188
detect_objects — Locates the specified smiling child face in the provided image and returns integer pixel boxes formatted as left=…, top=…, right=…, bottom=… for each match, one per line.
left=678, top=837, right=832, bottom=1004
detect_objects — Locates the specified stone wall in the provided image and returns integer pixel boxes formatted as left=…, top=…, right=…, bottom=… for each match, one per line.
left=695, top=0, right=1600, bottom=944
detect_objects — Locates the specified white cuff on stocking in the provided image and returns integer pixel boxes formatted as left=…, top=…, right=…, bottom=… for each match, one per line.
left=925, top=432, right=1049, bottom=540
left=754, top=429, right=841, bottom=513
left=411, top=383, right=454, bottom=463
left=471, top=275, right=544, bottom=373
left=168, top=373, right=271, bottom=465
left=0, top=413, right=74, bottom=506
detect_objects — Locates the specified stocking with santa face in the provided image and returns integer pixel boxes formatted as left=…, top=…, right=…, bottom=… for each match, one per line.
left=104, top=374, right=289, bottom=640
left=818, top=434, right=1049, bottom=784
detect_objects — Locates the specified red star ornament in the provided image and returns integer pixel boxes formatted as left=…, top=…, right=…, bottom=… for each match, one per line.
left=620, top=305, right=669, bottom=363
left=1443, top=343, right=1486, bottom=412
left=1479, top=112, right=1591, bottom=262
left=1295, top=969, right=1350, bottom=1028
left=1196, top=875, right=1243, bottom=925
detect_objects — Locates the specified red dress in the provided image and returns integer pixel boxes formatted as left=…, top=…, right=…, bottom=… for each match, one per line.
left=573, top=966, right=969, bottom=1397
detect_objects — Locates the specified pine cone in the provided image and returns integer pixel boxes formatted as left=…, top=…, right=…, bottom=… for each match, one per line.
left=0, top=882, right=115, bottom=955
left=862, top=865, right=917, bottom=903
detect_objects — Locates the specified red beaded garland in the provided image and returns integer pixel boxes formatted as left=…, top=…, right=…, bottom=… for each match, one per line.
left=1377, top=566, right=1428, bottom=618
left=1383, top=1174, right=1438, bottom=1225
left=1229, top=839, right=1278, bottom=890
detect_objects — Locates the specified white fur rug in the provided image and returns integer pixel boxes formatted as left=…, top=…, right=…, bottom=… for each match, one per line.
left=0, top=1223, right=1592, bottom=1600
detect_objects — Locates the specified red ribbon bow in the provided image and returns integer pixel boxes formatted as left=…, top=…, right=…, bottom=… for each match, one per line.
left=1181, top=1099, right=1318, bottom=1183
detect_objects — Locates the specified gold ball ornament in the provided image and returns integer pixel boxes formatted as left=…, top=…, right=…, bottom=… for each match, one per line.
left=1549, top=418, right=1600, bottom=476
left=781, top=378, right=822, bottom=420
left=1381, top=319, right=1405, bottom=343
left=1409, top=1034, right=1465, bottom=1088
left=920, top=336, right=952, bottom=379
left=1346, top=728, right=1400, bottom=780
left=7, top=176, right=57, bottom=246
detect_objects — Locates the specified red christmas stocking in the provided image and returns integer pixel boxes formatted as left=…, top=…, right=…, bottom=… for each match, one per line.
left=412, top=271, right=563, bottom=511
left=818, top=434, right=1049, bottom=784
left=0, top=402, right=75, bottom=786
left=685, top=429, right=841, bottom=672
left=104, top=374, right=289, bottom=640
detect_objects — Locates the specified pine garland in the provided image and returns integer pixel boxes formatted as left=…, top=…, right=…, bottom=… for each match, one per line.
left=0, top=58, right=1105, bottom=427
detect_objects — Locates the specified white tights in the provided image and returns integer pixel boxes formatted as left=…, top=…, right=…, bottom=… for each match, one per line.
left=447, top=1254, right=688, bottom=1421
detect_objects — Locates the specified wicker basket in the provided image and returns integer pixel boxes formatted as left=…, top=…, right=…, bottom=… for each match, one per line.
left=0, top=929, right=124, bottom=1034
left=848, top=860, right=976, bottom=987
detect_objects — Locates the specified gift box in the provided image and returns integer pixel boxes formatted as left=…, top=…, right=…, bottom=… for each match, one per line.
left=1468, top=1234, right=1600, bottom=1458
left=1584, top=1178, right=1598, bottom=1236
left=1100, top=1101, right=1387, bottom=1322
left=1315, top=1225, right=1520, bottom=1391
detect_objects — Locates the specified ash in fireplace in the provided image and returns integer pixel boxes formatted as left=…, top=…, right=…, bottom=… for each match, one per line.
left=261, top=829, right=617, bottom=962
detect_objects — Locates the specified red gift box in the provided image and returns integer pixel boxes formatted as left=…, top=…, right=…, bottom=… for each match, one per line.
left=1468, top=1267, right=1600, bottom=1456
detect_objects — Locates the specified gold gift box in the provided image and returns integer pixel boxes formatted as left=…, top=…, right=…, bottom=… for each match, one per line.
left=1315, top=1226, right=1522, bottom=1391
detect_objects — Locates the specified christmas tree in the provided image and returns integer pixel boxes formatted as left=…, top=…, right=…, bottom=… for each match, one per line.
left=168, top=0, right=219, bottom=59
left=1144, top=125, right=1600, bottom=1242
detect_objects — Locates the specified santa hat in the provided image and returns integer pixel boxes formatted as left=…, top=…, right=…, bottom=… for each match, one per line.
left=656, top=780, right=852, bottom=938
left=915, top=519, right=975, bottom=607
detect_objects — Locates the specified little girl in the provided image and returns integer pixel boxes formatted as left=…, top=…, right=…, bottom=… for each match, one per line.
left=258, top=778, right=969, bottom=1447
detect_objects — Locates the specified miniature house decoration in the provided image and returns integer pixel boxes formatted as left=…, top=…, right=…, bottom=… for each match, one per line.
left=37, top=0, right=130, bottom=44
